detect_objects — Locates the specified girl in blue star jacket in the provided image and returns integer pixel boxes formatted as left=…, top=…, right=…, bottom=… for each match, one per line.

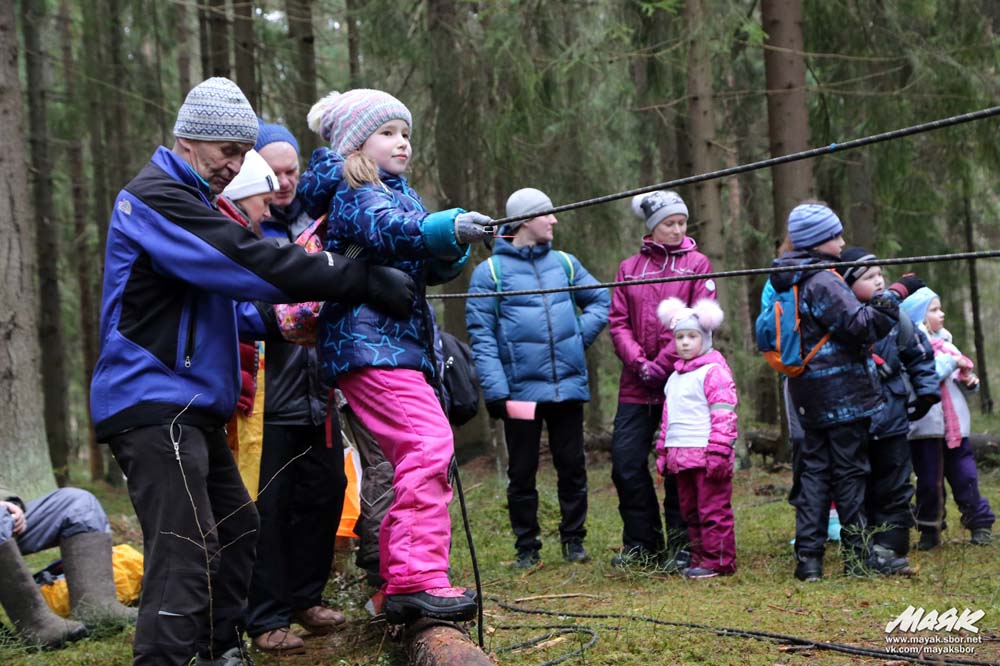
left=297, top=89, right=490, bottom=623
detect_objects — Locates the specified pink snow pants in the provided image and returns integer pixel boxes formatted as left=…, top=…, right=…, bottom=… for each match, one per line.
left=337, top=368, right=454, bottom=595
left=676, top=468, right=736, bottom=573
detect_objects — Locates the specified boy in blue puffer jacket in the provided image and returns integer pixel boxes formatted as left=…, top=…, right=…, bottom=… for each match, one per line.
left=837, top=248, right=940, bottom=575
left=466, top=188, right=610, bottom=569
left=768, top=204, right=898, bottom=582
left=297, top=88, right=492, bottom=624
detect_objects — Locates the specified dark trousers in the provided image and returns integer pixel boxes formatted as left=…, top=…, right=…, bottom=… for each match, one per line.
left=610, top=402, right=687, bottom=554
left=110, top=424, right=258, bottom=666
left=911, top=437, right=995, bottom=535
left=793, top=420, right=870, bottom=558
left=866, top=434, right=915, bottom=555
left=245, top=423, right=346, bottom=637
left=503, top=401, right=587, bottom=552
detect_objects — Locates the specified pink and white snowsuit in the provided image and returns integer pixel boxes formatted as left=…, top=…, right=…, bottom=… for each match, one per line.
left=655, top=349, right=739, bottom=573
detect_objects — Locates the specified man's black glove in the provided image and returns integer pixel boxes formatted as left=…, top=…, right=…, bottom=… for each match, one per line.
left=366, top=265, right=416, bottom=320
left=486, top=400, right=507, bottom=420
left=888, top=273, right=926, bottom=300
left=907, top=394, right=938, bottom=421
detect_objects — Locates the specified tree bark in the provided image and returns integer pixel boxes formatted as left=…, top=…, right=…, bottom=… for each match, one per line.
left=685, top=0, right=725, bottom=269
left=0, top=0, right=58, bottom=498
left=233, top=0, right=257, bottom=108
left=207, top=0, right=231, bottom=78
left=846, top=152, right=875, bottom=248
left=60, top=0, right=103, bottom=482
left=963, top=179, right=992, bottom=414
left=198, top=2, right=212, bottom=80
left=23, top=0, right=71, bottom=485
left=345, top=0, right=362, bottom=88
left=286, top=0, right=318, bottom=152
left=150, top=0, right=169, bottom=145
left=761, top=0, right=813, bottom=239
left=106, top=0, right=130, bottom=191
left=82, top=0, right=111, bottom=255
left=176, top=1, right=192, bottom=99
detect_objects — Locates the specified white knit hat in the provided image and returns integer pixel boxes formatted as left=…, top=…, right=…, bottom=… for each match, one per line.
left=222, top=150, right=277, bottom=201
left=174, top=77, right=259, bottom=144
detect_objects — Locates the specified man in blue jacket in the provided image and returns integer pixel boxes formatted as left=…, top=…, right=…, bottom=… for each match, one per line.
left=91, top=78, right=415, bottom=666
left=466, top=188, right=609, bottom=569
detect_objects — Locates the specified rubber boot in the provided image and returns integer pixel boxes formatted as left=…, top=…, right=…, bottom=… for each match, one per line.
left=0, top=538, right=87, bottom=648
left=61, top=531, right=138, bottom=626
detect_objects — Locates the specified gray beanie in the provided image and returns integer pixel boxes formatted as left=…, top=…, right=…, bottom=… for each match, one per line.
left=504, top=188, right=553, bottom=231
left=631, top=190, right=688, bottom=232
left=174, top=78, right=259, bottom=144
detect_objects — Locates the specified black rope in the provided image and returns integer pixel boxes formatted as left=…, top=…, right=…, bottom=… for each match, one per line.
left=428, top=249, right=1000, bottom=300
left=489, top=598, right=999, bottom=666
left=488, top=105, right=1000, bottom=227
left=493, top=624, right=599, bottom=666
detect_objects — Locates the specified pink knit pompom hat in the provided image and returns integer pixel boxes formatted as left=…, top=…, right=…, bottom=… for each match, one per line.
left=306, top=89, right=412, bottom=156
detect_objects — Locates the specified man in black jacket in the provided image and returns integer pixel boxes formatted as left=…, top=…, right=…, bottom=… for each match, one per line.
left=243, top=122, right=347, bottom=654
left=92, top=79, right=415, bottom=666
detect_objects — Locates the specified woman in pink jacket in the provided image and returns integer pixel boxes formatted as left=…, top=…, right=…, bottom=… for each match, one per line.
left=655, top=298, right=738, bottom=578
left=608, top=190, right=716, bottom=568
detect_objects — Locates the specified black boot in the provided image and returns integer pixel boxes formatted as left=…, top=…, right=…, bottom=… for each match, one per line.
left=384, top=587, right=478, bottom=624
left=916, top=529, right=940, bottom=551
left=794, top=554, right=823, bottom=582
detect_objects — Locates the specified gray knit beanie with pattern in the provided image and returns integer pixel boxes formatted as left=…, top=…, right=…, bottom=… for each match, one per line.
left=174, top=78, right=259, bottom=144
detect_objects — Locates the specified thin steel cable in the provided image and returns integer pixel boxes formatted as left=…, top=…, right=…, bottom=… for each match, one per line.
left=487, top=105, right=1000, bottom=227
left=489, top=598, right=999, bottom=666
left=428, top=249, right=1000, bottom=300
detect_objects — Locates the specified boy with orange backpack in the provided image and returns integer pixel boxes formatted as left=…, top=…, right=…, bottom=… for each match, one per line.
left=762, top=203, right=898, bottom=581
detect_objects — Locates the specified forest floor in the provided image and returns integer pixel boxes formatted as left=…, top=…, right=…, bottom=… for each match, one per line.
left=1, top=448, right=998, bottom=666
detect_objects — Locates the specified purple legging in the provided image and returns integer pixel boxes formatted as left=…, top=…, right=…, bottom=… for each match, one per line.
left=910, top=437, right=995, bottom=534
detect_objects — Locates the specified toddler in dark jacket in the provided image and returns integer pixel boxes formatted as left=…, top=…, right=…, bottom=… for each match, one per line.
left=837, top=248, right=939, bottom=575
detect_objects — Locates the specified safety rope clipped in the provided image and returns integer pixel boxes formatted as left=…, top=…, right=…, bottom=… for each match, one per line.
left=486, top=105, right=1000, bottom=228
left=428, top=249, right=1000, bottom=301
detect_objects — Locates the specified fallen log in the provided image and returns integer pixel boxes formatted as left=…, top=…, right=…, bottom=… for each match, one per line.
left=404, top=618, right=494, bottom=666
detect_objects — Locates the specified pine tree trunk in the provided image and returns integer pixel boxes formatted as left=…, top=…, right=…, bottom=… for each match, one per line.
left=23, top=0, right=71, bottom=485
left=150, top=0, right=169, bottom=145
left=761, top=0, right=813, bottom=239
left=82, top=0, right=111, bottom=254
left=233, top=0, right=257, bottom=109
left=106, top=0, right=130, bottom=191
left=176, top=1, right=192, bottom=99
left=0, top=0, right=58, bottom=498
left=207, top=0, right=230, bottom=78
left=847, top=153, right=875, bottom=248
left=198, top=2, right=212, bottom=79
left=286, top=0, right=318, bottom=152
left=59, top=0, right=102, bottom=482
left=426, top=0, right=489, bottom=450
left=963, top=181, right=992, bottom=413
left=685, top=0, right=725, bottom=265
left=346, top=0, right=362, bottom=88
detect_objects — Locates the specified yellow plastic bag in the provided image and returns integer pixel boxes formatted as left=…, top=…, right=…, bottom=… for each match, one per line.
left=39, top=543, right=144, bottom=617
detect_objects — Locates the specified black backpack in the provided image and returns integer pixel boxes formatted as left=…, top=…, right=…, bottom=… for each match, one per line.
left=439, top=330, right=481, bottom=426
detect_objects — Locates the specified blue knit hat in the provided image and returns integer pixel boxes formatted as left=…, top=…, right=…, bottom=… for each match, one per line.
left=255, top=120, right=300, bottom=154
left=174, top=78, right=258, bottom=144
left=900, top=286, right=940, bottom=327
left=788, top=203, right=844, bottom=250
